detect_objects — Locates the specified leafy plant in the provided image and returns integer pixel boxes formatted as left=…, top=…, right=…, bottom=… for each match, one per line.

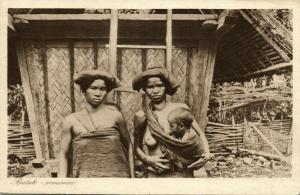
left=8, top=84, right=26, bottom=121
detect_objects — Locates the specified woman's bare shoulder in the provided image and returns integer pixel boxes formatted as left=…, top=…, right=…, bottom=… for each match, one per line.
left=62, top=112, right=80, bottom=129
left=102, top=105, right=124, bottom=122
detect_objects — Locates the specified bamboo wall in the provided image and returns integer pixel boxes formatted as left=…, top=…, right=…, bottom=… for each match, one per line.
left=17, top=39, right=217, bottom=159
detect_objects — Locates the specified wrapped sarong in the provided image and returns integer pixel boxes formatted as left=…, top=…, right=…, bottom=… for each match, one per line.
left=144, top=104, right=204, bottom=168
left=69, top=111, right=130, bottom=178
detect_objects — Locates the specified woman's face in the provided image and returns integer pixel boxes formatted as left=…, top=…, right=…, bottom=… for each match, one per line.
left=145, top=77, right=166, bottom=103
left=84, top=79, right=108, bottom=107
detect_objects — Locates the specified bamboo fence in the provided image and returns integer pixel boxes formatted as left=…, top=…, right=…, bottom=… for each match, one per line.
left=205, top=119, right=292, bottom=156
left=8, top=120, right=36, bottom=158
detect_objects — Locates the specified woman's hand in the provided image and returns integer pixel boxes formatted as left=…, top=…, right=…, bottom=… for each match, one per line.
left=187, top=152, right=214, bottom=170
left=146, top=153, right=170, bottom=173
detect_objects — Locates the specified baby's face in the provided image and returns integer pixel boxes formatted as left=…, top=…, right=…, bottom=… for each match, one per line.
left=169, top=121, right=180, bottom=133
left=168, top=118, right=185, bottom=136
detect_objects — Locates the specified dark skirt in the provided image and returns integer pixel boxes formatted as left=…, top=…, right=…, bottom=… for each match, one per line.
left=70, top=128, right=130, bottom=178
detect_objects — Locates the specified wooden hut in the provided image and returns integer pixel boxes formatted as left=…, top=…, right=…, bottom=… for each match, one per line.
left=8, top=9, right=292, bottom=164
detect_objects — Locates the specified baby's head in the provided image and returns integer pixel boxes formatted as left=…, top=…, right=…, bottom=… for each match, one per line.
left=167, top=107, right=194, bottom=138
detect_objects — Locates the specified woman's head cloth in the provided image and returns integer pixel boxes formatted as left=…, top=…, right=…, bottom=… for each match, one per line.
left=73, top=69, right=120, bottom=92
left=132, top=67, right=180, bottom=95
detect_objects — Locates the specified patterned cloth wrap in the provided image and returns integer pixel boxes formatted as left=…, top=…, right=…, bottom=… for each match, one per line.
left=69, top=112, right=130, bottom=178
left=144, top=104, right=204, bottom=169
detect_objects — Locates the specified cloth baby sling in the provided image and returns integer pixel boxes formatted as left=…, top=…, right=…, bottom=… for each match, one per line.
left=144, top=104, right=204, bottom=168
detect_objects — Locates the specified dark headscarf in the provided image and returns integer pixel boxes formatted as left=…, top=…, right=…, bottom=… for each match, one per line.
left=73, top=69, right=120, bottom=92
left=132, top=67, right=179, bottom=95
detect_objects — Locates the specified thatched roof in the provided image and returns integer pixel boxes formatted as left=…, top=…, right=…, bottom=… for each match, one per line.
left=214, top=9, right=292, bottom=82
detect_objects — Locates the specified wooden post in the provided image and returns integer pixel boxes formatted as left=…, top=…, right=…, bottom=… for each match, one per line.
left=109, top=9, right=118, bottom=75
left=16, top=42, right=43, bottom=159
left=199, top=40, right=217, bottom=130
left=107, top=9, right=118, bottom=102
left=166, top=9, right=172, bottom=71
left=189, top=39, right=218, bottom=130
left=69, top=41, right=75, bottom=112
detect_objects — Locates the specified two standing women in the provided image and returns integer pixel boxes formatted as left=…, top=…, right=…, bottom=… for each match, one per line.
left=58, top=67, right=212, bottom=178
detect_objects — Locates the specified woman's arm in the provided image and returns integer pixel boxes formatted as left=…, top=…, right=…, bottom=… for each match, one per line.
left=191, top=120, right=210, bottom=153
left=134, top=112, right=169, bottom=173
left=116, top=111, right=135, bottom=178
left=57, top=116, right=72, bottom=178
left=188, top=120, right=214, bottom=169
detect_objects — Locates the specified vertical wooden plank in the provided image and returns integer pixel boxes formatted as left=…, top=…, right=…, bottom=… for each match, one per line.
left=188, top=39, right=218, bottom=130
left=141, top=49, right=147, bottom=71
left=185, top=48, right=192, bottom=104
left=189, top=42, right=208, bottom=123
left=198, top=40, right=218, bottom=130
left=107, top=9, right=119, bottom=103
left=41, top=41, right=54, bottom=159
left=141, top=49, right=147, bottom=108
left=115, top=48, right=122, bottom=105
left=16, top=42, right=43, bottom=159
left=109, top=9, right=118, bottom=75
left=93, top=41, right=98, bottom=69
left=69, top=41, right=75, bottom=112
left=24, top=41, right=50, bottom=160
left=166, top=9, right=173, bottom=72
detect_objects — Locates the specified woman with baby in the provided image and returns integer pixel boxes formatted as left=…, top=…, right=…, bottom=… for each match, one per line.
left=132, top=67, right=213, bottom=178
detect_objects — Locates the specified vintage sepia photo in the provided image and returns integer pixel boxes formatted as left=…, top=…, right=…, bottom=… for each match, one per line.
left=2, top=1, right=299, bottom=193
left=7, top=8, right=293, bottom=179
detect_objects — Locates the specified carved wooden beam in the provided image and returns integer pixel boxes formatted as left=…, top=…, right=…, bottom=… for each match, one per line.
left=216, top=10, right=239, bottom=40
left=12, top=13, right=218, bottom=22
left=8, top=14, right=15, bottom=31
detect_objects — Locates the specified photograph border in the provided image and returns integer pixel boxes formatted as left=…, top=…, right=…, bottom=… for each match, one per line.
left=1, top=0, right=300, bottom=194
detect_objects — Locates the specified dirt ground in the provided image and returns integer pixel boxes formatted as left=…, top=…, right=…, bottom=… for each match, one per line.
left=8, top=154, right=291, bottom=178
left=195, top=154, right=291, bottom=178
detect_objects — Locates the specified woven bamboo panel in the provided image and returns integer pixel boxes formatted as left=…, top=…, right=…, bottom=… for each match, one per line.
left=74, top=45, right=95, bottom=111
left=47, top=45, right=72, bottom=158
left=23, top=41, right=49, bottom=159
left=8, top=121, right=35, bottom=158
left=171, top=48, right=187, bottom=103
left=119, top=49, right=143, bottom=135
left=146, top=49, right=165, bottom=68
left=97, top=47, right=109, bottom=72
